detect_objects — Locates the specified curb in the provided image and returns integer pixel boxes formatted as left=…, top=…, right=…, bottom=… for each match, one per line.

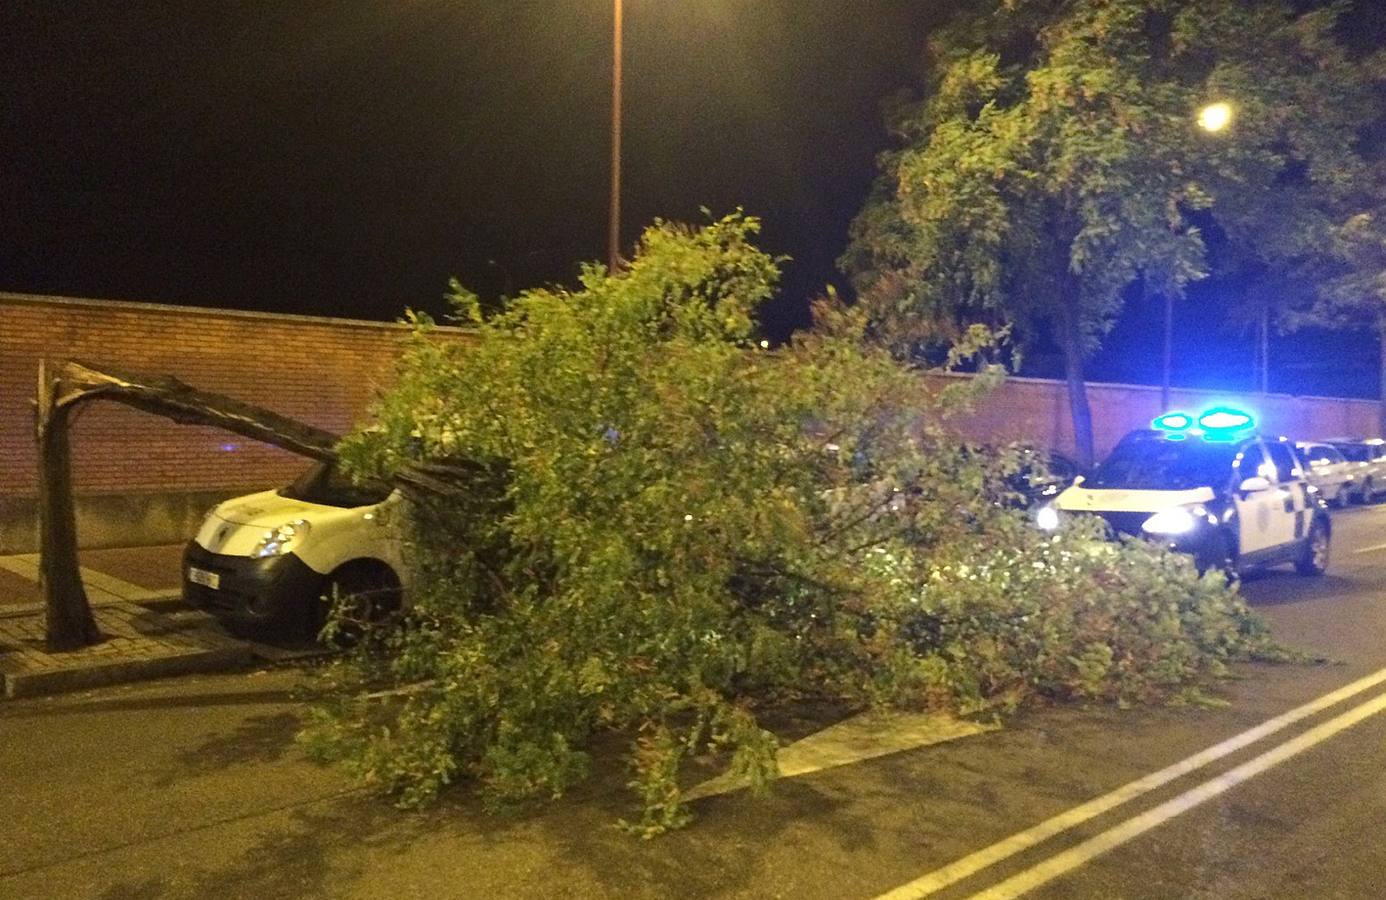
left=2, top=643, right=254, bottom=699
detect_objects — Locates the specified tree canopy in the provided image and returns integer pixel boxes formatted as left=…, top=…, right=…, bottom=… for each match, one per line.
left=301, top=214, right=1273, bottom=833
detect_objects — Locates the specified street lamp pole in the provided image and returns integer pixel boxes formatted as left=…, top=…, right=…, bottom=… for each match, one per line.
left=608, top=0, right=623, bottom=272
left=1162, top=294, right=1173, bottom=410
left=1158, top=101, right=1235, bottom=407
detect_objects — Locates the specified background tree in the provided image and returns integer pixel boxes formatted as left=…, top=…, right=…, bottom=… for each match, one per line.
left=844, top=0, right=1384, bottom=464
left=1289, top=200, right=1386, bottom=432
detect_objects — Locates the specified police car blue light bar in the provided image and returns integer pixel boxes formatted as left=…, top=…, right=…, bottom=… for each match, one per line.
left=1152, top=412, right=1193, bottom=432
left=1197, top=408, right=1255, bottom=432
left=1151, top=407, right=1256, bottom=441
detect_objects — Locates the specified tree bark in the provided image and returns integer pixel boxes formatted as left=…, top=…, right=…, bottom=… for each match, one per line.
left=52, top=361, right=340, bottom=460
left=36, top=360, right=101, bottom=651
left=1057, top=303, right=1095, bottom=468
left=36, top=360, right=342, bottom=651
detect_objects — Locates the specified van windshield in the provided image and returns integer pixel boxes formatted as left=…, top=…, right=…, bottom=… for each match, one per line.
left=1088, top=439, right=1237, bottom=491
left=280, top=462, right=391, bottom=508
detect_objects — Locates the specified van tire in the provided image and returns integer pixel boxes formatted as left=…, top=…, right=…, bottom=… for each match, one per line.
left=311, top=561, right=402, bottom=642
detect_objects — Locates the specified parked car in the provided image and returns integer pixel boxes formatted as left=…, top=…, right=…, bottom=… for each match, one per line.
left=183, top=461, right=405, bottom=638
left=1038, top=414, right=1330, bottom=577
left=1295, top=441, right=1356, bottom=508
left=1325, top=438, right=1386, bottom=503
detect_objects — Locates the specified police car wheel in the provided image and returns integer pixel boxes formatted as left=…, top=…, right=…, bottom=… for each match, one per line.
left=1359, top=478, right=1377, bottom=504
left=1200, top=531, right=1238, bottom=583
left=1294, top=519, right=1330, bottom=576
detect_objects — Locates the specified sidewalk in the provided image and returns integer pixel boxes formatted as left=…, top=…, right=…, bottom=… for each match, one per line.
left=0, top=543, right=308, bottom=699
left=0, top=601, right=251, bottom=698
left=0, top=543, right=185, bottom=608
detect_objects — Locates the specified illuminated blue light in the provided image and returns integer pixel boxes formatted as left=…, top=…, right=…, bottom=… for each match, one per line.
left=1152, top=412, right=1193, bottom=432
left=1197, top=408, right=1255, bottom=432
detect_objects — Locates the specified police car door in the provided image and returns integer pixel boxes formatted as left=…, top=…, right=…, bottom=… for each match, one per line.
left=1232, top=442, right=1283, bottom=555
left=1264, top=441, right=1309, bottom=547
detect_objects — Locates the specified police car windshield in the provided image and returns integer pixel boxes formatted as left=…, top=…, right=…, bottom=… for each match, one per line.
left=1089, top=439, right=1237, bottom=491
left=1334, top=444, right=1371, bottom=462
left=280, top=462, right=391, bottom=508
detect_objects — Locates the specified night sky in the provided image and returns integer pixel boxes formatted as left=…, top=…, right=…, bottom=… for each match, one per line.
left=2, top=1, right=1379, bottom=398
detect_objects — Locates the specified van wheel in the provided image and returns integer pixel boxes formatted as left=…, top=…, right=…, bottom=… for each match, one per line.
left=311, top=561, right=402, bottom=643
left=1359, top=478, right=1376, bottom=504
left=1295, top=519, right=1330, bottom=576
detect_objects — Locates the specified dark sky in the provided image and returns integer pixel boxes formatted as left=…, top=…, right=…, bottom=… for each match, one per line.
left=2, top=1, right=1379, bottom=398
left=1, top=1, right=933, bottom=335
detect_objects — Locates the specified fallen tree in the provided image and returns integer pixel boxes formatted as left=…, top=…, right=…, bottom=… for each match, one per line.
left=298, top=214, right=1279, bottom=834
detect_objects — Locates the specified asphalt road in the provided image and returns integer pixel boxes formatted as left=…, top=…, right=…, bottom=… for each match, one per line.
left=2, top=505, right=1385, bottom=899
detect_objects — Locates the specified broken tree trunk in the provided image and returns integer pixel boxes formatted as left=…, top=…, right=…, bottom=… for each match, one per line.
left=36, top=360, right=101, bottom=651
left=36, top=359, right=342, bottom=652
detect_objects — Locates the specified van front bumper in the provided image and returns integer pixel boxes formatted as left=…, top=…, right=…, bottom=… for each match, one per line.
left=182, top=542, right=322, bottom=635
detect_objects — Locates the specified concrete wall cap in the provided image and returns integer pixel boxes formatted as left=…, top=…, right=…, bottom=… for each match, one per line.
left=0, top=291, right=476, bottom=336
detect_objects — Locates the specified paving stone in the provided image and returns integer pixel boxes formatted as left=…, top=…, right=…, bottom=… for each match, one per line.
left=0, top=601, right=253, bottom=699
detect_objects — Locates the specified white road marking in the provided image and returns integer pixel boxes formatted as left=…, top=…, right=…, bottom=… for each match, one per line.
left=1350, top=541, right=1386, bottom=555
left=971, top=688, right=1386, bottom=899
left=874, top=664, right=1386, bottom=900
left=686, top=711, right=996, bottom=800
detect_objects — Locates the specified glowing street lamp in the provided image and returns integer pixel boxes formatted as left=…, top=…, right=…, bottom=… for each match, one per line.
left=1197, top=101, right=1233, bottom=133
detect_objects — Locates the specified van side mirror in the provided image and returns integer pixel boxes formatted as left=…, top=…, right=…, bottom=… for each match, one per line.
left=1072, top=474, right=1085, bottom=486
left=1238, top=475, right=1271, bottom=493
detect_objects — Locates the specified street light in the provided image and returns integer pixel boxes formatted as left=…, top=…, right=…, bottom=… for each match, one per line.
left=609, top=0, right=623, bottom=272
left=1197, top=101, right=1233, bottom=133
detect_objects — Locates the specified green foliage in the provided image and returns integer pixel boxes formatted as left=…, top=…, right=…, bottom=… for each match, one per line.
left=304, top=214, right=1274, bottom=832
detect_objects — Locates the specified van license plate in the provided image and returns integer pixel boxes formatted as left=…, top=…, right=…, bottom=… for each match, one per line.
left=188, top=567, right=220, bottom=590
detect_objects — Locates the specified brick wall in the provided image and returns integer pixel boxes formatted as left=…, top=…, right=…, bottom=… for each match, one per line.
left=1, top=293, right=469, bottom=550
left=1, top=292, right=1378, bottom=551
left=928, top=372, right=1382, bottom=460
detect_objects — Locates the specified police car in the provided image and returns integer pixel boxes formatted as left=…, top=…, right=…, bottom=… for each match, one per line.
left=183, top=461, right=406, bottom=637
left=1036, top=409, right=1331, bottom=577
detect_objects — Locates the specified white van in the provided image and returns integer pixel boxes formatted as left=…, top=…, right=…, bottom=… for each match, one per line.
left=182, top=461, right=405, bottom=637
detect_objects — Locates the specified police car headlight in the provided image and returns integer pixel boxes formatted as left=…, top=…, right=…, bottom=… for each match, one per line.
left=252, top=519, right=311, bottom=558
left=1036, top=506, right=1061, bottom=531
left=1141, top=506, right=1203, bottom=536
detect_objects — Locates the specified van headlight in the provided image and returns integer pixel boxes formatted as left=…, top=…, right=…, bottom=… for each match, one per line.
left=1036, top=505, right=1061, bottom=531
left=252, top=519, right=311, bottom=558
left=1141, top=506, right=1206, bottom=536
